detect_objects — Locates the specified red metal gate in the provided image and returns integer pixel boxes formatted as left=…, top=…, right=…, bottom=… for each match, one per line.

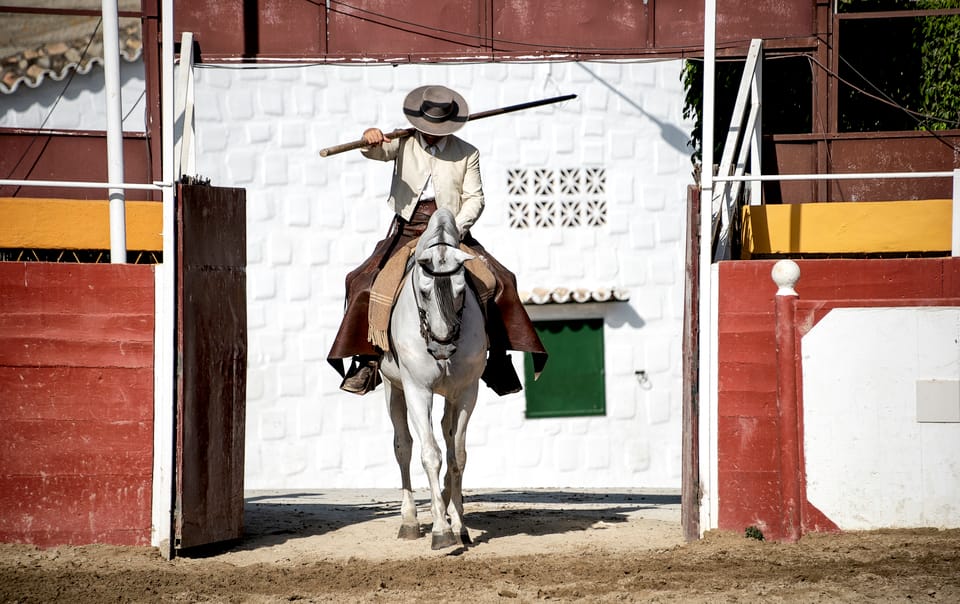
left=174, top=183, right=247, bottom=550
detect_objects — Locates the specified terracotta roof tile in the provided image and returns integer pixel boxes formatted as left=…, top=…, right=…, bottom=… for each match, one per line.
left=1, top=20, right=141, bottom=95
left=520, top=287, right=631, bottom=305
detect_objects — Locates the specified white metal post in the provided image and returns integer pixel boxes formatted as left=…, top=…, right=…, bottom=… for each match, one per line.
left=101, top=0, right=126, bottom=263
left=152, top=0, right=177, bottom=557
left=698, top=0, right=718, bottom=537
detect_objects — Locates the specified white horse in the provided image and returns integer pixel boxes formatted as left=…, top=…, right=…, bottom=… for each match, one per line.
left=379, top=208, right=488, bottom=550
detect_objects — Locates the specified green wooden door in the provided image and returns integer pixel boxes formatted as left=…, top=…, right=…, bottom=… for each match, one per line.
left=524, top=318, right=605, bottom=418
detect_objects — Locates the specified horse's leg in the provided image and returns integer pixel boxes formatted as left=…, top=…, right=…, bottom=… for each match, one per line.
left=385, top=380, right=419, bottom=540
left=404, top=384, right=457, bottom=550
left=441, top=383, right=478, bottom=545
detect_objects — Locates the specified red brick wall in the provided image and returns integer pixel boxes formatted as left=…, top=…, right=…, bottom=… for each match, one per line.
left=0, top=263, right=155, bottom=546
left=717, top=257, right=960, bottom=540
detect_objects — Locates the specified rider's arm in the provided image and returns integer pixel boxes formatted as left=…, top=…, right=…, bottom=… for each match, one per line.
left=454, top=148, right=484, bottom=236
left=360, top=128, right=401, bottom=161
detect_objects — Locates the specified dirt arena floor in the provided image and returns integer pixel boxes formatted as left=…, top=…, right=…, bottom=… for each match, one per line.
left=2, top=489, right=959, bottom=602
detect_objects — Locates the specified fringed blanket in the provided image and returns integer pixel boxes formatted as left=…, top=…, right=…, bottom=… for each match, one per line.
left=368, top=240, right=496, bottom=351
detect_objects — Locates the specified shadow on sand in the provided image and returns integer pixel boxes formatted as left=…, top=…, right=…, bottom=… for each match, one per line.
left=179, top=489, right=679, bottom=557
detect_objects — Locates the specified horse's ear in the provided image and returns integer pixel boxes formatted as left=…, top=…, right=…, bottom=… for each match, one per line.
left=450, top=248, right=474, bottom=264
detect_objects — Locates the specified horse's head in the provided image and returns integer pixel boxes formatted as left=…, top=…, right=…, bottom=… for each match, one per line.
left=412, top=208, right=473, bottom=360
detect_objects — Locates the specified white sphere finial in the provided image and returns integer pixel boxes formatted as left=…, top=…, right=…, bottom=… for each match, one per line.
left=772, top=259, right=800, bottom=296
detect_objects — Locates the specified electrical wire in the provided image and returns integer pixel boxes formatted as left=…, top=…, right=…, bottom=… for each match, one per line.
left=35, top=18, right=102, bottom=130
left=122, top=89, right=145, bottom=124
left=4, top=17, right=103, bottom=193
left=838, top=52, right=959, bottom=127
left=785, top=52, right=959, bottom=151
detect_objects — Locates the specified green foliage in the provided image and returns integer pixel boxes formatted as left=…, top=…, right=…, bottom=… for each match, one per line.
left=837, top=12, right=921, bottom=131
left=836, top=0, right=915, bottom=13
left=916, top=1, right=960, bottom=130
left=679, top=59, right=748, bottom=169
left=680, top=61, right=702, bottom=166
left=744, top=526, right=765, bottom=541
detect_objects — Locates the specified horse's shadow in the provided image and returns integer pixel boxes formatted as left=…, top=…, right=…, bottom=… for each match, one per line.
left=241, top=492, right=401, bottom=545
left=459, top=490, right=678, bottom=546
left=179, top=490, right=679, bottom=557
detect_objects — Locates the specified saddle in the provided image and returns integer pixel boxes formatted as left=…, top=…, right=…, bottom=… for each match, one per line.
left=367, top=238, right=496, bottom=352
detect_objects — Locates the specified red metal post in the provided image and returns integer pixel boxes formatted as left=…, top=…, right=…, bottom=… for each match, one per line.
left=773, top=260, right=802, bottom=542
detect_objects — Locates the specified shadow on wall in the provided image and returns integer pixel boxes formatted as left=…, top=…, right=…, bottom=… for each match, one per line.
left=576, top=63, right=690, bottom=155
left=0, top=60, right=146, bottom=129
left=606, top=303, right=646, bottom=329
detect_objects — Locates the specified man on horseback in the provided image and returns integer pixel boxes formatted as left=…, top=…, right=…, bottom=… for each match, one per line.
left=327, top=85, right=547, bottom=396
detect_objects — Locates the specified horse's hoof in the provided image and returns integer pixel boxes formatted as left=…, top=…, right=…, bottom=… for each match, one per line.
left=457, top=530, right=472, bottom=545
left=431, top=530, right=458, bottom=550
left=397, top=524, right=420, bottom=540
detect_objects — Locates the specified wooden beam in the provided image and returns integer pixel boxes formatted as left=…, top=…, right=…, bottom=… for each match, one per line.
left=742, top=199, right=953, bottom=256
left=0, top=198, right=162, bottom=251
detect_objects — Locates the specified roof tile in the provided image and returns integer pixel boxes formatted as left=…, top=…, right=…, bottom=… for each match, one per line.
left=1, top=20, right=141, bottom=95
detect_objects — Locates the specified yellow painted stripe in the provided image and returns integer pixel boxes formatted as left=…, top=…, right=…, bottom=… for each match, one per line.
left=0, top=198, right=162, bottom=251
left=742, top=199, right=953, bottom=256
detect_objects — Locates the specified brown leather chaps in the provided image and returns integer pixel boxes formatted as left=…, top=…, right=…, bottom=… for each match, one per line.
left=327, top=200, right=548, bottom=378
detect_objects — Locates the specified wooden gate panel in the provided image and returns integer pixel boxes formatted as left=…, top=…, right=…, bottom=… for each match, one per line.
left=493, top=0, right=650, bottom=53
left=327, top=0, right=484, bottom=55
left=0, top=132, right=155, bottom=200
left=0, top=263, right=154, bottom=547
left=175, top=183, right=247, bottom=551
left=716, top=257, right=960, bottom=540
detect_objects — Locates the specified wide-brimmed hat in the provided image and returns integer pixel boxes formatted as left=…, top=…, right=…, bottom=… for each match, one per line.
left=402, top=85, right=469, bottom=136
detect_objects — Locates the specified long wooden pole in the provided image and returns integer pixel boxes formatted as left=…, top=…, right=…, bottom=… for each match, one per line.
left=319, top=93, right=577, bottom=157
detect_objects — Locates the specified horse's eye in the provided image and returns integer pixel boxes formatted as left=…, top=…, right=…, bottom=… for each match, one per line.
left=417, top=276, right=431, bottom=298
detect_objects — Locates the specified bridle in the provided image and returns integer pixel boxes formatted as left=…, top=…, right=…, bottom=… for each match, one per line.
left=412, top=240, right=466, bottom=354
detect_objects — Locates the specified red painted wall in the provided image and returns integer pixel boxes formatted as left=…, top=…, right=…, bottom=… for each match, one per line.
left=0, top=263, right=155, bottom=546
left=171, top=0, right=817, bottom=60
left=717, top=257, right=960, bottom=540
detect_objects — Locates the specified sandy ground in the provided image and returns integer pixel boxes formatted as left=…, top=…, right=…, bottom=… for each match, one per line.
left=2, top=488, right=959, bottom=602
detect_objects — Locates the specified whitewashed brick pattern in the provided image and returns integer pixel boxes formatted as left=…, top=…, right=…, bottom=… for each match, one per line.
left=193, top=61, right=694, bottom=490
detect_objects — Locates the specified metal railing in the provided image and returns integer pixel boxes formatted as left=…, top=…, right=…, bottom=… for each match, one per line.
left=712, top=38, right=762, bottom=261
left=0, top=32, right=199, bottom=265
left=710, top=38, right=960, bottom=260
left=174, top=32, right=196, bottom=180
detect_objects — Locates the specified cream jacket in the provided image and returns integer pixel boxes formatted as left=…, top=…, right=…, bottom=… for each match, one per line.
left=361, top=133, right=484, bottom=233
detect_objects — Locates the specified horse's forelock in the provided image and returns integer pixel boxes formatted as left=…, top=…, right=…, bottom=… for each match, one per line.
left=417, top=209, right=461, bottom=257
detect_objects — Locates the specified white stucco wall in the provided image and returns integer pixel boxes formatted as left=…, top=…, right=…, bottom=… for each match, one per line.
left=0, top=60, right=146, bottom=132
left=803, top=307, right=960, bottom=529
left=191, top=60, right=695, bottom=490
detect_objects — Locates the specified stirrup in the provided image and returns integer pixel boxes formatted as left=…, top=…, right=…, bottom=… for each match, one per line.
left=340, top=357, right=381, bottom=395
left=481, top=352, right=522, bottom=396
